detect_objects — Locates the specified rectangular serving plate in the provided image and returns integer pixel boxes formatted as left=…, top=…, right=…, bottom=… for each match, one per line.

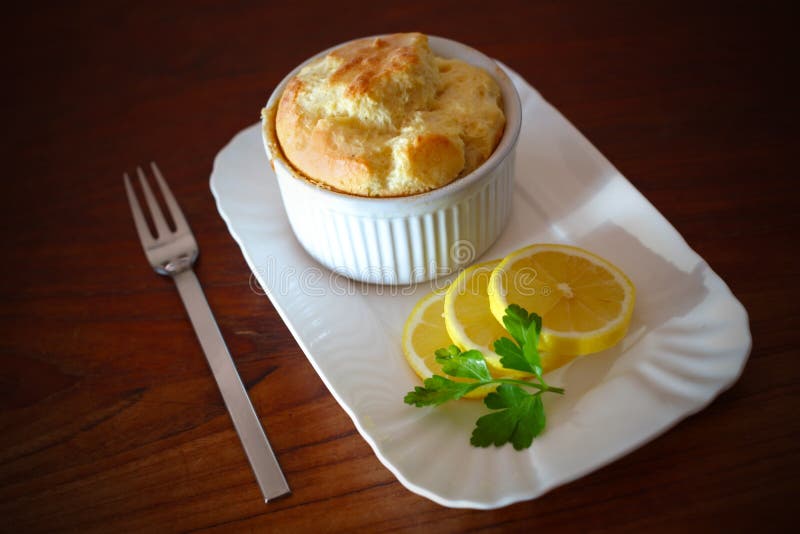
left=210, top=66, right=751, bottom=509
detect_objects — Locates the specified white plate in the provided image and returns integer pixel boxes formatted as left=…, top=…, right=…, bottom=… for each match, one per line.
left=210, top=66, right=751, bottom=509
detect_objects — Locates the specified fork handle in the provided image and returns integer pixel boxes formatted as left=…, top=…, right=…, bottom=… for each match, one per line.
left=172, top=268, right=290, bottom=502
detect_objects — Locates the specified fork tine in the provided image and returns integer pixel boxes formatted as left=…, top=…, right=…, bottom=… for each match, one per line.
left=136, top=166, right=171, bottom=237
left=123, top=173, right=156, bottom=246
left=150, top=162, right=190, bottom=233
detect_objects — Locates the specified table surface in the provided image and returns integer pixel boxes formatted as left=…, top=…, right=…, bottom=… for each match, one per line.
left=2, top=1, right=797, bottom=532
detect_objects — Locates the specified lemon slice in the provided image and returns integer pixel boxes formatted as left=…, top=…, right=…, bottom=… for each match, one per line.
left=402, top=289, right=495, bottom=399
left=443, top=259, right=508, bottom=373
left=443, top=260, right=537, bottom=377
left=488, top=244, right=636, bottom=357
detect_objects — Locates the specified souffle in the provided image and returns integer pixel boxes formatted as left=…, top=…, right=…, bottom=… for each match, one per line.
left=271, top=32, right=506, bottom=197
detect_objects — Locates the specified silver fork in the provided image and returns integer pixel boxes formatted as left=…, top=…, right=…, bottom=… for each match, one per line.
left=124, top=162, right=290, bottom=502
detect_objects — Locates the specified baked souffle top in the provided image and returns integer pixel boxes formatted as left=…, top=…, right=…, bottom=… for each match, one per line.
left=270, top=32, right=506, bottom=197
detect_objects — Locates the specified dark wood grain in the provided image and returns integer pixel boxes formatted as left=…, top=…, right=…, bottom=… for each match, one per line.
left=2, top=1, right=797, bottom=532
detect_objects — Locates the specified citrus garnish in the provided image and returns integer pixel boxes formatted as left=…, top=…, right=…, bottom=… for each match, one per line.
left=488, top=244, right=635, bottom=357
left=402, top=289, right=496, bottom=399
left=443, top=260, right=505, bottom=358
left=443, top=259, right=536, bottom=377
left=404, top=303, right=565, bottom=450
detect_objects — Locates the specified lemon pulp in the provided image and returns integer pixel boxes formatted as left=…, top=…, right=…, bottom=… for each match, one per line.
left=402, top=289, right=496, bottom=399
left=488, top=244, right=635, bottom=357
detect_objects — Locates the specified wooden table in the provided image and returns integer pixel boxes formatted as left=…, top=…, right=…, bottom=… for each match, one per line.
left=3, top=2, right=796, bottom=531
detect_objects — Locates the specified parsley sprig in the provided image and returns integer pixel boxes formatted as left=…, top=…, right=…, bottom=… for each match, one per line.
left=404, top=304, right=564, bottom=450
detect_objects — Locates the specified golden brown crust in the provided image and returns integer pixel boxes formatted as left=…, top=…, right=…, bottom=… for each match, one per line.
left=274, top=33, right=505, bottom=197
left=329, top=34, right=423, bottom=98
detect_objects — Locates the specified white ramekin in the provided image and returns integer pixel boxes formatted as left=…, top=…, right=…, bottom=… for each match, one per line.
left=262, top=35, right=521, bottom=285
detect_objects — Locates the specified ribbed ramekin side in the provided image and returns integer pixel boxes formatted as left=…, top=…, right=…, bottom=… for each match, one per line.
left=274, top=153, right=514, bottom=285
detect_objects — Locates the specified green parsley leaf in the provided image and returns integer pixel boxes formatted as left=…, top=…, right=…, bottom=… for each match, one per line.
left=404, top=375, right=477, bottom=407
left=493, top=336, right=530, bottom=374
left=403, top=304, right=562, bottom=450
left=493, top=306, right=544, bottom=376
left=501, top=304, right=536, bottom=345
left=522, top=319, right=543, bottom=378
left=470, top=385, right=546, bottom=450
left=434, top=345, right=462, bottom=359
left=435, top=346, right=492, bottom=382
